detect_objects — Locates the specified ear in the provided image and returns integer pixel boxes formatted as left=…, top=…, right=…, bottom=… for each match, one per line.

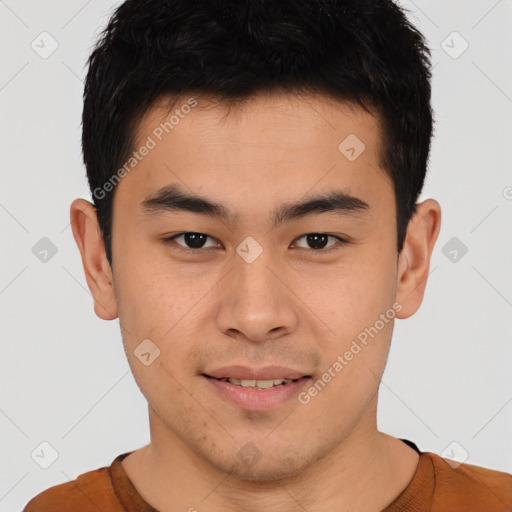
left=395, top=199, right=441, bottom=319
left=69, top=198, right=118, bottom=321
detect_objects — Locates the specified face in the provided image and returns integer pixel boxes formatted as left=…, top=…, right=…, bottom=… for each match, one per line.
left=76, top=91, right=438, bottom=481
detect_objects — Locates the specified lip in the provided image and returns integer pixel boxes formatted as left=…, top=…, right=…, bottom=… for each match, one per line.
left=204, top=365, right=310, bottom=381
left=203, top=374, right=312, bottom=411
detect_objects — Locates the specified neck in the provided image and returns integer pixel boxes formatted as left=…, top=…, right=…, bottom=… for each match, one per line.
left=123, top=400, right=419, bottom=512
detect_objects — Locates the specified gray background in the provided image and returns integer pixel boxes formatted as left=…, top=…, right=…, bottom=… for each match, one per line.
left=1, top=0, right=511, bottom=510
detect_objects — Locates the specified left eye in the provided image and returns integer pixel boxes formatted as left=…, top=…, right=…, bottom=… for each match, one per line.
left=161, top=232, right=346, bottom=252
left=293, top=233, right=345, bottom=251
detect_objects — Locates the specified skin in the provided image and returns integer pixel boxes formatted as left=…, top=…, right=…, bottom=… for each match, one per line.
left=70, top=91, right=441, bottom=512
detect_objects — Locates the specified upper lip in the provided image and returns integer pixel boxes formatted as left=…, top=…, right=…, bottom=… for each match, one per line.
left=204, top=365, right=311, bottom=381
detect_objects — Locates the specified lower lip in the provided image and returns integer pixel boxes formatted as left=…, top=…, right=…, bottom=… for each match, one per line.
left=204, top=376, right=311, bottom=411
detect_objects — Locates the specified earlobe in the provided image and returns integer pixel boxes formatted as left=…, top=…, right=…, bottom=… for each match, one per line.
left=395, top=199, right=441, bottom=319
left=69, top=198, right=118, bottom=321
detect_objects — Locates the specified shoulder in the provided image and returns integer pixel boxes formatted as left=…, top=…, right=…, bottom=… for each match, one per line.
left=427, top=452, right=512, bottom=512
left=22, top=459, right=123, bottom=512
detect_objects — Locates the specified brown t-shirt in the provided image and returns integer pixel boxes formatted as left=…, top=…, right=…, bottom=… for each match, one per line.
left=23, top=440, right=512, bottom=512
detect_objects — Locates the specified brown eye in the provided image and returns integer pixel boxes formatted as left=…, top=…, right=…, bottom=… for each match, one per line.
left=292, top=233, right=347, bottom=252
left=162, top=232, right=219, bottom=250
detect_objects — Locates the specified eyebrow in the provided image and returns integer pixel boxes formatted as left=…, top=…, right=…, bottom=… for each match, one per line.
left=139, top=184, right=370, bottom=228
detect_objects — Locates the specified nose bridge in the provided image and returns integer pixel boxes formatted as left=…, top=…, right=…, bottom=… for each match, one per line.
left=233, top=238, right=281, bottom=309
left=216, top=239, right=298, bottom=342
left=231, top=231, right=276, bottom=278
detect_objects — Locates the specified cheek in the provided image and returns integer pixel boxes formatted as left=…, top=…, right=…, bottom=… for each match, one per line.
left=307, top=246, right=397, bottom=390
left=113, top=242, right=185, bottom=339
left=128, top=356, right=201, bottom=435
left=113, top=260, right=204, bottom=380
left=316, top=259, right=396, bottom=341
left=301, top=313, right=393, bottom=426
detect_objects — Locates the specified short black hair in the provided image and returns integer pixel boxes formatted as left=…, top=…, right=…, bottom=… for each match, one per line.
left=82, top=0, right=434, bottom=269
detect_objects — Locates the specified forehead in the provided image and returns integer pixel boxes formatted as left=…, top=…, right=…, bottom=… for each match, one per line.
left=114, top=91, right=393, bottom=222
left=135, top=91, right=381, bottom=150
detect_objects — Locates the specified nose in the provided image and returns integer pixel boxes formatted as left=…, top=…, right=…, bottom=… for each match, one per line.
left=215, top=246, right=299, bottom=345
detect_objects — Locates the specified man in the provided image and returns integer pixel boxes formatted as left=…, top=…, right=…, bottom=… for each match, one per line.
left=24, top=0, right=512, bottom=510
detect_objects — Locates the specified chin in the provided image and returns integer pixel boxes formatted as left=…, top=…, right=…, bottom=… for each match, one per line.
left=208, top=444, right=318, bottom=483
left=226, top=459, right=305, bottom=482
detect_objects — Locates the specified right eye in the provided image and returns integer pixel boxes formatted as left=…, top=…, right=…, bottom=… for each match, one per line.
left=161, top=232, right=221, bottom=252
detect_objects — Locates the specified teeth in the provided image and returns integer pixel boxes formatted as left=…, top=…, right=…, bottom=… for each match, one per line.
left=221, top=377, right=294, bottom=388
left=254, top=379, right=274, bottom=389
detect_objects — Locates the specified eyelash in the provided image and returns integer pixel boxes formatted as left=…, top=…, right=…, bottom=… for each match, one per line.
left=160, top=232, right=349, bottom=254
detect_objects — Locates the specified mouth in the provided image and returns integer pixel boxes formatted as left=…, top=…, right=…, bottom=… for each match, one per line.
left=203, top=375, right=309, bottom=389
left=202, top=372, right=313, bottom=411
